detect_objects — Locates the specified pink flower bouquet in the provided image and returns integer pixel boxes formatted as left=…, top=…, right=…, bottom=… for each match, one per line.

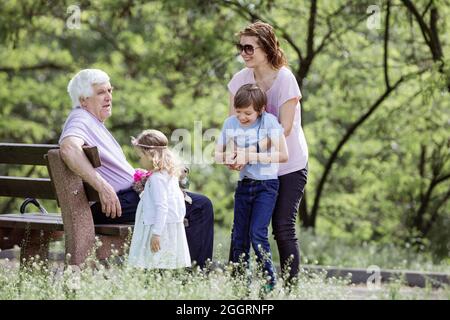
left=132, top=168, right=152, bottom=194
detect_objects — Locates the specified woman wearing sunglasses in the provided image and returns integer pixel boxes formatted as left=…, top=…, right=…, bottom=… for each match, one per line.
left=227, top=21, right=309, bottom=284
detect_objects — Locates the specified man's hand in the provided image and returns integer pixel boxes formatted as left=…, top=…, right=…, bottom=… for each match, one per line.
left=150, top=235, right=161, bottom=253
left=98, top=181, right=122, bottom=218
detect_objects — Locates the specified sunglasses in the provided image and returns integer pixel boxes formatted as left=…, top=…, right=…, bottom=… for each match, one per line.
left=236, top=43, right=261, bottom=55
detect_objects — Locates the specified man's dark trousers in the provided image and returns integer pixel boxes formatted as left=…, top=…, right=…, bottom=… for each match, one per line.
left=91, top=188, right=214, bottom=268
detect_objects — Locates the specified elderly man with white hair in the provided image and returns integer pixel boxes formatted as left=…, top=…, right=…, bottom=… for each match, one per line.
left=59, top=69, right=214, bottom=268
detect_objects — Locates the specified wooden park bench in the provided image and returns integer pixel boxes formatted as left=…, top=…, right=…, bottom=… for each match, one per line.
left=0, top=143, right=133, bottom=265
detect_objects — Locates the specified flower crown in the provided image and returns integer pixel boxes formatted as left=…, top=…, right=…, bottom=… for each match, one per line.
left=130, top=136, right=167, bottom=149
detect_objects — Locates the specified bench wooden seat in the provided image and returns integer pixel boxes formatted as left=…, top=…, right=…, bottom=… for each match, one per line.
left=0, top=143, right=133, bottom=265
left=0, top=214, right=130, bottom=237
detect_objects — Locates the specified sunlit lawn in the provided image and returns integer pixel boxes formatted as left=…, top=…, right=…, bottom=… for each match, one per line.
left=2, top=257, right=447, bottom=300
left=0, top=231, right=448, bottom=300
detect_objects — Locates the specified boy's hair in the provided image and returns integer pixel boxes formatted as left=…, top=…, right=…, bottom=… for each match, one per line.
left=132, top=129, right=182, bottom=177
left=234, top=83, right=267, bottom=114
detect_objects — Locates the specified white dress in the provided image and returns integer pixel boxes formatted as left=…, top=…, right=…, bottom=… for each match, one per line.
left=128, top=171, right=191, bottom=269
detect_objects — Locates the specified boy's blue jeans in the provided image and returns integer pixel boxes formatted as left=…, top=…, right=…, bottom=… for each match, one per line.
left=231, top=178, right=279, bottom=285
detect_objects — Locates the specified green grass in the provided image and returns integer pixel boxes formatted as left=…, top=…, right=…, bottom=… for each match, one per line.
left=214, top=226, right=450, bottom=273
left=0, top=254, right=448, bottom=300
left=0, top=235, right=448, bottom=300
left=0, top=253, right=354, bottom=300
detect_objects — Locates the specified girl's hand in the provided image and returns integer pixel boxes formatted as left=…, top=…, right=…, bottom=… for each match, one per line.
left=150, top=235, right=161, bottom=253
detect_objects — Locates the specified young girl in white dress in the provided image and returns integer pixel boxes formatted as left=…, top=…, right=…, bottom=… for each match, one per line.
left=127, top=129, right=191, bottom=269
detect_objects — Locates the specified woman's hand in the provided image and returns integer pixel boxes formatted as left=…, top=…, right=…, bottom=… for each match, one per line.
left=150, top=235, right=161, bottom=253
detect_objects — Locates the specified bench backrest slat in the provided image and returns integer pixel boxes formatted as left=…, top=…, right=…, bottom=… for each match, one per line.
left=0, top=143, right=101, bottom=168
left=0, top=143, right=101, bottom=202
left=0, top=143, right=59, bottom=165
left=0, top=176, right=56, bottom=199
left=0, top=176, right=100, bottom=202
left=82, top=146, right=101, bottom=168
left=84, top=182, right=100, bottom=202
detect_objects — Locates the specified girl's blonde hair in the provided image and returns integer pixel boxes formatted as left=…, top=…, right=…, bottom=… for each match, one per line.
left=132, top=129, right=182, bottom=177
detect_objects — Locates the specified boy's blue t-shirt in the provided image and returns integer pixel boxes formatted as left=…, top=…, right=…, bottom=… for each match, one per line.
left=218, top=112, right=284, bottom=180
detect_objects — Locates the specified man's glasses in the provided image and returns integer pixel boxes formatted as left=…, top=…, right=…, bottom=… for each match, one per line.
left=236, top=43, right=260, bottom=55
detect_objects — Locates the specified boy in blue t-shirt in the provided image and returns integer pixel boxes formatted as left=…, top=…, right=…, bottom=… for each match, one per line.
left=215, top=83, right=289, bottom=289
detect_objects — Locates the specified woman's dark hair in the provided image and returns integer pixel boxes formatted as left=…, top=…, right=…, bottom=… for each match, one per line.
left=234, top=83, right=267, bottom=114
left=238, top=21, right=287, bottom=69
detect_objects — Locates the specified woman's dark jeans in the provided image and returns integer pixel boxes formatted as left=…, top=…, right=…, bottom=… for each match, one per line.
left=231, top=179, right=279, bottom=286
left=272, top=167, right=308, bottom=281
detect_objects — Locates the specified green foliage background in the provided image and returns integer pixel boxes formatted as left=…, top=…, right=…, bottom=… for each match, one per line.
left=0, top=0, right=448, bottom=264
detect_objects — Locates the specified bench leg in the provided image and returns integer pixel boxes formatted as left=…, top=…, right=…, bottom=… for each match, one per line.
left=96, top=235, right=128, bottom=261
left=0, top=228, right=26, bottom=250
left=20, top=230, right=52, bottom=263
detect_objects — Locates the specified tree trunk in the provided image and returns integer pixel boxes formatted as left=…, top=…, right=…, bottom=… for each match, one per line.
left=309, top=76, right=408, bottom=227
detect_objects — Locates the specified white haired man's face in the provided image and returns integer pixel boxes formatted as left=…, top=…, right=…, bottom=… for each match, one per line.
left=80, top=82, right=113, bottom=122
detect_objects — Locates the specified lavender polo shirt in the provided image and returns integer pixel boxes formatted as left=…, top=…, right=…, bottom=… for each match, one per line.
left=58, top=107, right=135, bottom=193
left=228, top=66, right=309, bottom=176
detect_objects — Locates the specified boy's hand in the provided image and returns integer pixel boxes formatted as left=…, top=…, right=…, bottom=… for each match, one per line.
left=150, top=235, right=161, bottom=253
left=235, top=147, right=248, bottom=165
left=258, top=138, right=270, bottom=152
left=225, top=151, right=237, bottom=165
